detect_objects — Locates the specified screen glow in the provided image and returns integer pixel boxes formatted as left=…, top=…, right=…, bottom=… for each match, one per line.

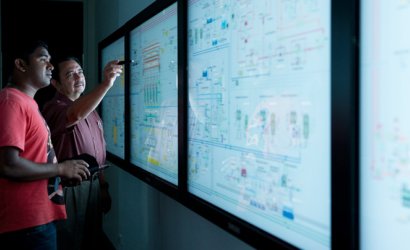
left=130, top=2, right=178, bottom=185
left=360, top=1, right=410, bottom=249
left=101, top=37, right=125, bottom=159
left=187, top=0, right=331, bottom=249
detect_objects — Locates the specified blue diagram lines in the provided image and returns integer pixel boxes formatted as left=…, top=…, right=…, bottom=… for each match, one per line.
left=187, top=0, right=330, bottom=249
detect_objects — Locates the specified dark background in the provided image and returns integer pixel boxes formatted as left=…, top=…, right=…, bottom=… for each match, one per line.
left=1, top=0, right=83, bottom=109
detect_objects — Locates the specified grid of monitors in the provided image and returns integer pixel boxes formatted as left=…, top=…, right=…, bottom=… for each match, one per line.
left=186, top=0, right=331, bottom=249
left=97, top=0, right=339, bottom=248
left=129, top=2, right=179, bottom=185
left=101, top=37, right=126, bottom=159
left=360, top=0, right=410, bottom=249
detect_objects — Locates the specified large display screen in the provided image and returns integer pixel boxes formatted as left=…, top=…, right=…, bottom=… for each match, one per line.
left=101, top=37, right=125, bottom=159
left=187, top=0, right=331, bottom=249
left=129, top=2, right=178, bottom=185
left=360, top=1, right=410, bottom=249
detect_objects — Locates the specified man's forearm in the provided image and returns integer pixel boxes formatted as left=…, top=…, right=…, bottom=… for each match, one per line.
left=0, top=149, right=59, bottom=181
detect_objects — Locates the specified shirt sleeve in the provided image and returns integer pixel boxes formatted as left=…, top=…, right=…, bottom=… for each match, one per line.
left=0, top=99, right=26, bottom=151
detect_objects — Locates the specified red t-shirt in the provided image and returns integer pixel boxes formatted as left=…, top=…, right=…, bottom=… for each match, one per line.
left=0, top=87, right=66, bottom=233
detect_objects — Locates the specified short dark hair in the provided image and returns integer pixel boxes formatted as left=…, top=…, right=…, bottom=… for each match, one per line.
left=4, top=39, right=49, bottom=81
left=52, top=56, right=82, bottom=82
left=10, top=40, right=49, bottom=63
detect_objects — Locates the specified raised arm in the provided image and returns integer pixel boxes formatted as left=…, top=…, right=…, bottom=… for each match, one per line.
left=66, top=60, right=123, bottom=127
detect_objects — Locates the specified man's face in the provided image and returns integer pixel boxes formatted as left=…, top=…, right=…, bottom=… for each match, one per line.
left=56, top=59, right=86, bottom=101
left=26, top=46, right=53, bottom=89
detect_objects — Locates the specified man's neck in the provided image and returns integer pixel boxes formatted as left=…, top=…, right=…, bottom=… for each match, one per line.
left=65, top=92, right=81, bottom=101
left=7, top=82, right=36, bottom=98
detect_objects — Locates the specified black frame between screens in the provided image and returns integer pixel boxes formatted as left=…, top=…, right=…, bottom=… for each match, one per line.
left=332, top=0, right=359, bottom=249
left=97, top=0, right=359, bottom=249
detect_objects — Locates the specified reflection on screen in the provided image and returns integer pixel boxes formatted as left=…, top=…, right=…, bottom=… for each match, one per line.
left=187, top=0, right=330, bottom=249
left=101, top=37, right=125, bottom=159
left=130, top=3, right=178, bottom=185
left=360, top=1, right=410, bottom=249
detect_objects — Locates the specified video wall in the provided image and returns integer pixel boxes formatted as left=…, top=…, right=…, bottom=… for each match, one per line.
left=96, top=0, right=399, bottom=248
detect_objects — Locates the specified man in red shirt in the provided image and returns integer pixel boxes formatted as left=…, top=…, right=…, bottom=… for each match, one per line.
left=0, top=40, right=91, bottom=249
left=42, top=56, right=122, bottom=250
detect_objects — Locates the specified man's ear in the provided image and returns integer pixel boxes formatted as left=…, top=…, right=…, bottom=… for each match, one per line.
left=14, top=58, right=27, bottom=73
